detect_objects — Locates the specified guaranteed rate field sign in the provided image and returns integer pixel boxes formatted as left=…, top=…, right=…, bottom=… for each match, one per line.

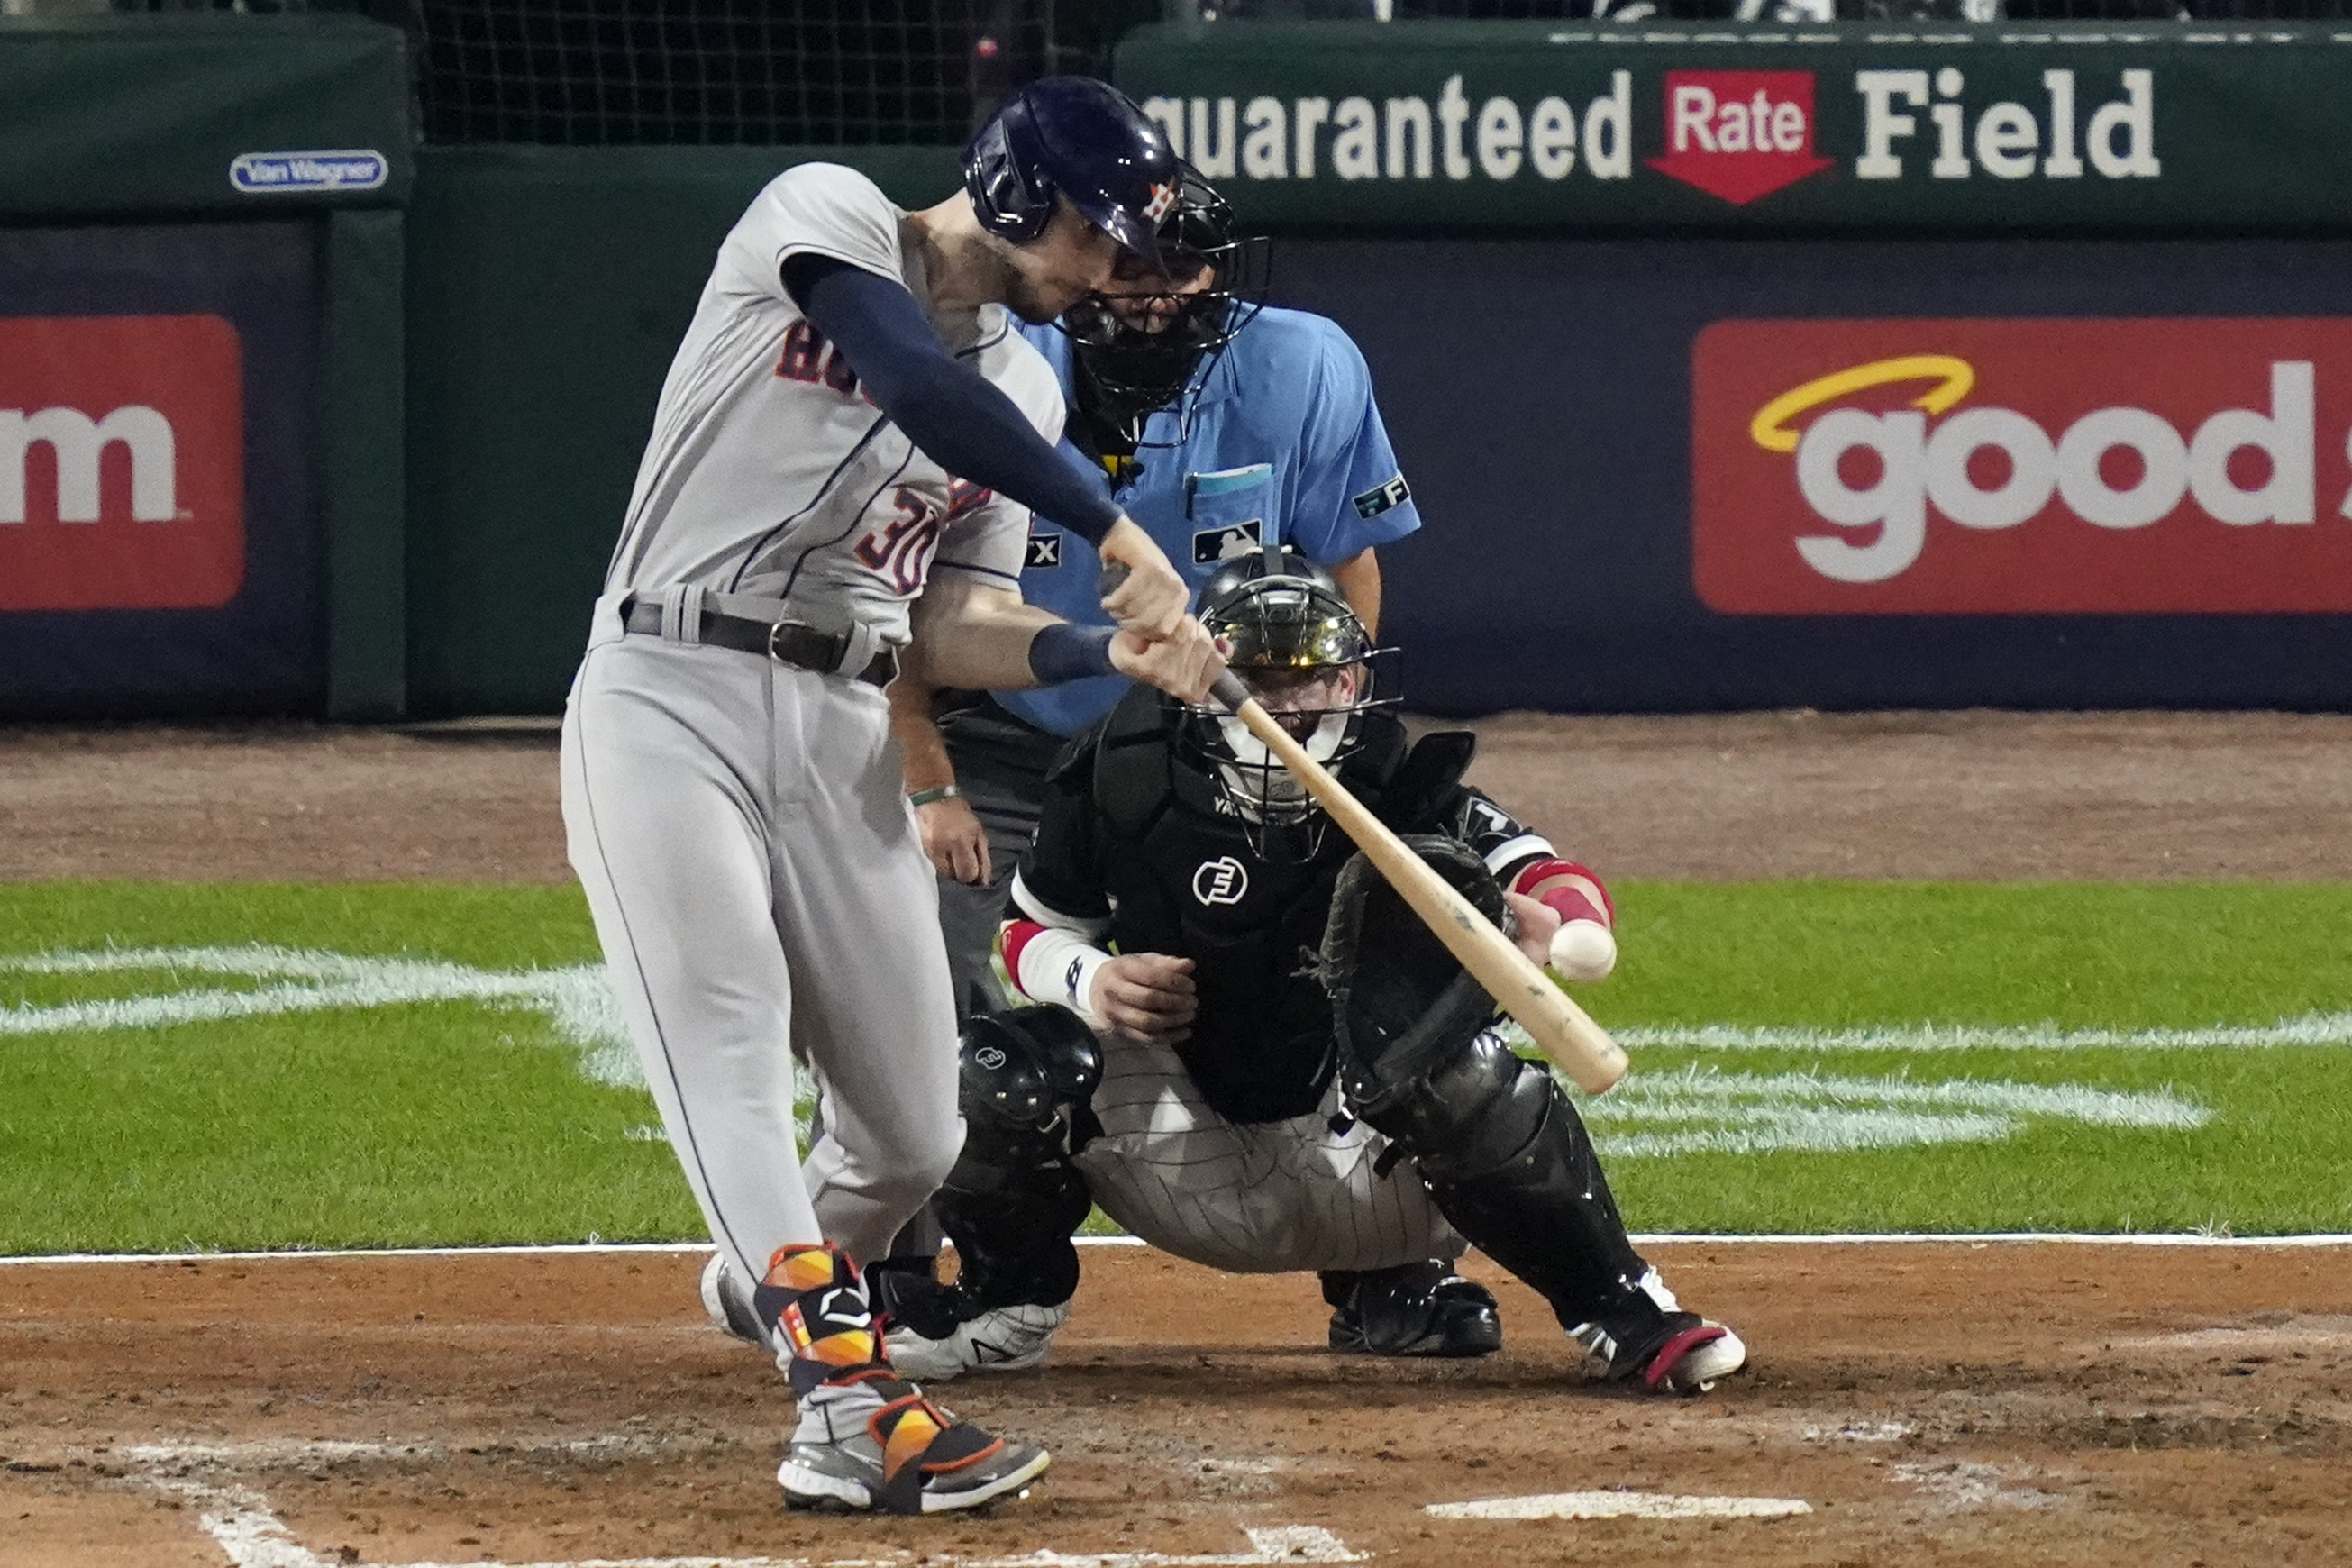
left=1113, top=22, right=2352, bottom=233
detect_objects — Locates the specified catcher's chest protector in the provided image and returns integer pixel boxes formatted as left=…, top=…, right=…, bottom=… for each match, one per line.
left=1080, top=690, right=1467, bottom=1124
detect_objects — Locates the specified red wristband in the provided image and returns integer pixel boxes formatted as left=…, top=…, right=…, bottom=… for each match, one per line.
left=1509, top=857, right=1613, bottom=926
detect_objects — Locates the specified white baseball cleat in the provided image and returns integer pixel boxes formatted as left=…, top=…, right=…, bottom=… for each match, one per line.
left=1568, top=1267, right=1747, bottom=1395
left=886, top=1301, right=1070, bottom=1382
left=779, top=1373, right=1050, bottom=1514
left=698, top=1252, right=771, bottom=1352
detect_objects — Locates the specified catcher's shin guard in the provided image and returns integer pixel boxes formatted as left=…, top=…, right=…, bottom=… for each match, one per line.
left=930, top=1007, right=1101, bottom=1312
left=1350, top=1030, right=1657, bottom=1335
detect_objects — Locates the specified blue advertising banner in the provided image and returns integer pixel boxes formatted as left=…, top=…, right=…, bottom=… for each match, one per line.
left=1271, top=236, right=2352, bottom=713
left=0, top=222, right=322, bottom=717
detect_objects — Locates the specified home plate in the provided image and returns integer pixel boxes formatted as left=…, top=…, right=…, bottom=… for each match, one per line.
left=1426, top=1491, right=1812, bottom=1521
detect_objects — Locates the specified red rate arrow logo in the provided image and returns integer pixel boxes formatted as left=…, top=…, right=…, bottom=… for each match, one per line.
left=1645, top=69, right=1835, bottom=205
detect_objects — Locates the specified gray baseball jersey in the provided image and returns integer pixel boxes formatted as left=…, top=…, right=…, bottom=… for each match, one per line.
left=607, top=161, right=1056, bottom=644
left=561, top=163, right=1064, bottom=1290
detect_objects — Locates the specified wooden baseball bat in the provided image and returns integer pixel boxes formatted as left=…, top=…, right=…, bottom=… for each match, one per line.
left=1209, top=670, right=1629, bottom=1095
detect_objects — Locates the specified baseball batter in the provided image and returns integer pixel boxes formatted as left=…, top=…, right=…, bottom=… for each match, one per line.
left=882, top=553, right=1746, bottom=1393
left=559, top=78, right=1221, bottom=1515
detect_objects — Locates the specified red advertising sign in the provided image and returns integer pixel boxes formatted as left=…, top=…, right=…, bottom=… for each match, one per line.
left=1645, top=71, right=1835, bottom=205
left=0, top=315, right=244, bottom=611
left=1692, top=318, right=2352, bottom=614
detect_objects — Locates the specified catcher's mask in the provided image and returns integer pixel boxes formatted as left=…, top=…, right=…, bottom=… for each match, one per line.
left=1059, top=166, right=1270, bottom=449
left=1180, top=546, right=1392, bottom=861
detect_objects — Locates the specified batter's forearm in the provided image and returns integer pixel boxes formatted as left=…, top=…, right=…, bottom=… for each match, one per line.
left=912, top=600, right=1060, bottom=689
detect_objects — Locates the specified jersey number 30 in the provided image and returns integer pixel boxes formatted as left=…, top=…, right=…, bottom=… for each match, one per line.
left=854, top=487, right=944, bottom=596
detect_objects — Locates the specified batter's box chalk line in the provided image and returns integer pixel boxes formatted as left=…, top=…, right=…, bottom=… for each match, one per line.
left=137, top=1451, right=1366, bottom=1568
left=1426, top=1491, right=1812, bottom=1522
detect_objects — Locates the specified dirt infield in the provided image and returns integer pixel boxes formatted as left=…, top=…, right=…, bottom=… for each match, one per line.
left=7, top=708, right=2352, bottom=881
left=5, top=1243, right=2349, bottom=1567
left=6, top=712, right=2352, bottom=1563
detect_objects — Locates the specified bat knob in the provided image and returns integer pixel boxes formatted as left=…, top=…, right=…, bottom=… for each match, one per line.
left=1098, top=561, right=1130, bottom=598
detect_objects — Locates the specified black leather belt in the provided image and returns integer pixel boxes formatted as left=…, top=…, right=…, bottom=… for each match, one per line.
left=619, top=595, right=896, bottom=687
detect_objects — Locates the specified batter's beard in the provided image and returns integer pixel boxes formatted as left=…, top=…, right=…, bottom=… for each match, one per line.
left=1001, top=272, right=1069, bottom=326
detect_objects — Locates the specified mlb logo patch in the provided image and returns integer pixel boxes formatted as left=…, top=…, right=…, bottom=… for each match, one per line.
left=1192, top=518, right=1263, bottom=563
left=1025, top=532, right=1062, bottom=570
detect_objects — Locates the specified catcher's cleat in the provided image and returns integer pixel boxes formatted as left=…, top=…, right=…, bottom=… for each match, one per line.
left=1567, top=1271, right=1747, bottom=1396
left=699, top=1253, right=770, bottom=1352
left=1322, top=1261, right=1502, bottom=1358
left=779, top=1369, right=1050, bottom=1514
left=886, top=1299, right=1070, bottom=1382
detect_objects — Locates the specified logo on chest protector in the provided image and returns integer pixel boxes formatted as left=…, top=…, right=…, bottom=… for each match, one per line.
left=1191, top=855, right=1250, bottom=906
left=974, top=1044, right=1007, bottom=1071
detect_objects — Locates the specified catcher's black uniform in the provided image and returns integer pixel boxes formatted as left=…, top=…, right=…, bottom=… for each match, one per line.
left=1013, top=689, right=1548, bottom=1125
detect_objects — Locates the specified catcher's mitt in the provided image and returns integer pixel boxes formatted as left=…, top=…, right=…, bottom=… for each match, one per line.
left=1318, top=833, right=1511, bottom=1092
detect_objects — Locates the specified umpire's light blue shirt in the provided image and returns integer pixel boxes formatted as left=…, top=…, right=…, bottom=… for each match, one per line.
left=993, top=306, right=1423, bottom=736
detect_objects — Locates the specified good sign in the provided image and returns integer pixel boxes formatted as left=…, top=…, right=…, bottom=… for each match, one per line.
left=1691, top=318, right=2352, bottom=615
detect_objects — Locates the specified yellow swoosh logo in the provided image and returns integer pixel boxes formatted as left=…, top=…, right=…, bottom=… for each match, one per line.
left=1749, top=354, right=1976, bottom=453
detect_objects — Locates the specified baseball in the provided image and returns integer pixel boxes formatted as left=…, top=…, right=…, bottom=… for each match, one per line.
left=1548, top=917, right=1618, bottom=982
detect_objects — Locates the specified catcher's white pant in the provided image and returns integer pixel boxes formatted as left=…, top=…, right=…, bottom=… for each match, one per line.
left=1074, top=1035, right=1464, bottom=1275
left=560, top=597, right=962, bottom=1282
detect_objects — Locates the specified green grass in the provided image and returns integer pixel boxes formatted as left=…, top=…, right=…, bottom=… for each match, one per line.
left=0, top=882, right=699, bottom=1253
left=1, top=880, right=2349, bottom=1253
left=1579, top=881, right=2352, bottom=1235
left=1604, top=880, right=2352, bottom=1030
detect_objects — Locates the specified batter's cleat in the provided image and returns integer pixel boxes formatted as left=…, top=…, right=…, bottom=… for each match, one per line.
left=699, top=1253, right=770, bottom=1352
left=886, top=1299, right=1070, bottom=1382
left=779, top=1369, right=1050, bottom=1514
left=1322, top=1261, right=1503, bottom=1358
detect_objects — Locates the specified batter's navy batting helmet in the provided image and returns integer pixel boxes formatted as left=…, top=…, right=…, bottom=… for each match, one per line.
left=964, top=77, right=1180, bottom=260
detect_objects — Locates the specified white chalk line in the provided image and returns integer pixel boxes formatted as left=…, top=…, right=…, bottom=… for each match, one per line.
left=130, top=1445, right=1364, bottom=1568
left=1576, top=1064, right=2208, bottom=1157
left=0, top=944, right=642, bottom=1089
left=15, top=944, right=2352, bottom=1077
left=1426, top=1491, right=1810, bottom=1521
left=6, top=1232, right=2351, bottom=1269
left=1615, top=1015, right=2352, bottom=1053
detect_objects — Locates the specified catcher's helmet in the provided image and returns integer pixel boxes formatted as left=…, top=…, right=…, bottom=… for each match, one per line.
left=1181, top=547, right=1390, bottom=858
left=1061, top=168, right=1270, bottom=447
left=964, top=77, right=1180, bottom=261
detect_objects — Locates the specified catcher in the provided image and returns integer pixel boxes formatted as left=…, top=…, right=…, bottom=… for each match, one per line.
left=881, top=548, right=1746, bottom=1392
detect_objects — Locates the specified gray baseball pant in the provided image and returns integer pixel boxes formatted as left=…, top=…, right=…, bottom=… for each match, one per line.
left=561, top=599, right=963, bottom=1282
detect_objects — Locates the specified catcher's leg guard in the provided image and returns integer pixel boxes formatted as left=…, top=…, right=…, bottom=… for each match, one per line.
left=1322, top=836, right=1745, bottom=1393
left=928, top=1006, right=1102, bottom=1313
left=1346, top=1028, right=1655, bottom=1333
